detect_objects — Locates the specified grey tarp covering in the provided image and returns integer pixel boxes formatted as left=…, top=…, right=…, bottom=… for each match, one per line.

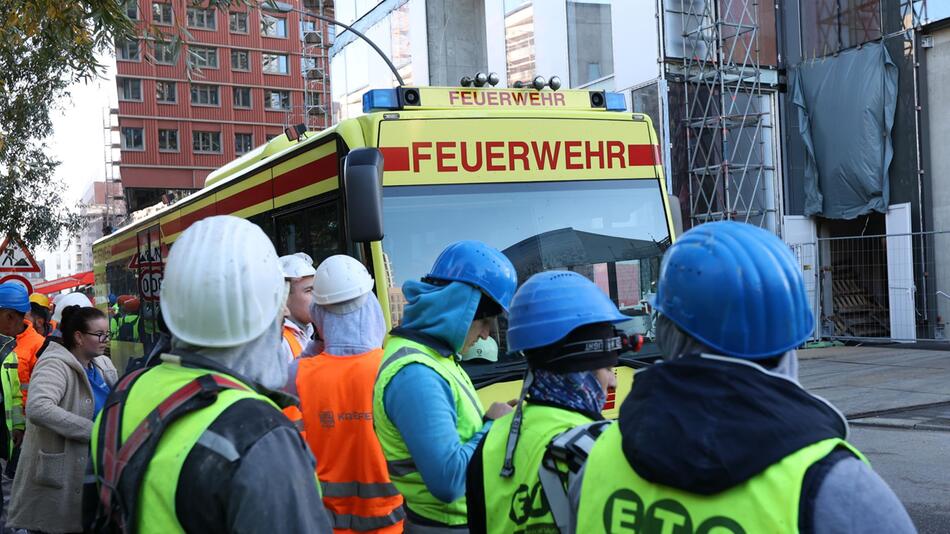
left=792, top=42, right=898, bottom=219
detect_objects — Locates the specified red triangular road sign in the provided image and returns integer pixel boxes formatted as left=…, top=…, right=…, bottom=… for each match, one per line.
left=0, top=235, right=40, bottom=273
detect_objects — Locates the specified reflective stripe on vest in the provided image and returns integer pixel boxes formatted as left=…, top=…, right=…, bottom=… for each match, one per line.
left=576, top=424, right=868, bottom=534
left=372, top=338, right=484, bottom=527
left=90, top=363, right=280, bottom=533
left=299, top=349, right=404, bottom=533
left=478, top=403, right=592, bottom=534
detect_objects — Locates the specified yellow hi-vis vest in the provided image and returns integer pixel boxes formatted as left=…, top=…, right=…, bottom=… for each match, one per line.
left=576, top=423, right=867, bottom=533
left=372, top=336, right=484, bottom=526
left=477, top=403, right=593, bottom=534
left=0, top=341, right=24, bottom=459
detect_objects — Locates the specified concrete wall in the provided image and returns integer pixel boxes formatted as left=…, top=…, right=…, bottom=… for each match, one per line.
left=425, top=0, right=488, bottom=86
left=925, top=25, right=950, bottom=332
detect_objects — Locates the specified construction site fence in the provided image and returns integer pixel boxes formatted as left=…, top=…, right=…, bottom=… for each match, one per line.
left=796, top=230, right=950, bottom=344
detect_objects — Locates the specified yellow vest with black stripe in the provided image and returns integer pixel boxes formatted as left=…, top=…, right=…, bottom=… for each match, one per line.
left=478, top=403, right=592, bottom=534
left=90, top=361, right=284, bottom=533
left=0, top=346, right=24, bottom=458
left=576, top=423, right=867, bottom=533
left=372, top=336, right=484, bottom=526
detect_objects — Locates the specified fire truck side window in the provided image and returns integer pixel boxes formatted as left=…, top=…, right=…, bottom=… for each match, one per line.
left=273, top=198, right=343, bottom=264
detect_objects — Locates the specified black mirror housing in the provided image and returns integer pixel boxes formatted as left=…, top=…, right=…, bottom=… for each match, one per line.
left=343, top=148, right=385, bottom=242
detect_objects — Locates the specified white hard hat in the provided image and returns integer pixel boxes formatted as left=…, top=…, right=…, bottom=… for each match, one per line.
left=313, top=255, right=374, bottom=305
left=160, top=215, right=287, bottom=348
left=279, top=252, right=316, bottom=279
left=51, top=292, right=93, bottom=323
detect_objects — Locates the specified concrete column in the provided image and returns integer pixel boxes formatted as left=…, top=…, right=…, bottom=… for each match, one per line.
left=425, top=0, right=488, bottom=86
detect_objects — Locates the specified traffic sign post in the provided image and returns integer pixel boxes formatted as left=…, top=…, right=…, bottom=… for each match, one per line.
left=0, top=235, right=41, bottom=274
left=138, top=269, right=163, bottom=302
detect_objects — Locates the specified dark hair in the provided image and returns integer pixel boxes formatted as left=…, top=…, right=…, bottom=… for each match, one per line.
left=61, top=305, right=106, bottom=350
left=29, top=302, right=49, bottom=322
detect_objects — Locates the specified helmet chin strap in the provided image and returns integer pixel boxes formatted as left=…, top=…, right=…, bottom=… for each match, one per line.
left=500, top=367, right=532, bottom=478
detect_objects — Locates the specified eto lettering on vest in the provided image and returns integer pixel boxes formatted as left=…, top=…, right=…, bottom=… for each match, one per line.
left=508, top=482, right=550, bottom=525
left=603, top=489, right=745, bottom=534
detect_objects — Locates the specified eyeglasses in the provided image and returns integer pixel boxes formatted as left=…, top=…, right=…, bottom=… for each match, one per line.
left=83, top=332, right=111, bottom=342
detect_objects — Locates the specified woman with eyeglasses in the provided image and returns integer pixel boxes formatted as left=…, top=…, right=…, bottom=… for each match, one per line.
left=8, top=304, right=117, bottom=534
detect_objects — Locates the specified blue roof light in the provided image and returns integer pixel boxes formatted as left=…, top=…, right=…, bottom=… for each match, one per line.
left=605, top=92, right=627, bottom=112
left=363, top=89, right=401, bottom=113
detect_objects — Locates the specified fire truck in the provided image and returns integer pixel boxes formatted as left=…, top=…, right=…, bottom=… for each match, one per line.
left=93, top=83, right=677, bottom=416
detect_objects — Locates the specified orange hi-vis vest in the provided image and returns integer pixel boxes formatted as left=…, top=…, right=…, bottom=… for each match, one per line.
left=282, top=326, right=305, bottom=433
left=297, top=349, right=405, bottom=533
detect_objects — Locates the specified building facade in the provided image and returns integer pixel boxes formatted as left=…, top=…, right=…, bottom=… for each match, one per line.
left=116, top=0, right=332, bottom=211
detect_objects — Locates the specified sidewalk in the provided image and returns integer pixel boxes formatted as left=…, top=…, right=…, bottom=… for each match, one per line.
left=799, top=345, right=950, bottom=429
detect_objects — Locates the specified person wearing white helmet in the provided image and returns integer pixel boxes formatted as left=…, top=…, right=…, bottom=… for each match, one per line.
left=286, top=254, right=405, bottom=532
left=279, top=252, right=317, bottom=363
left=87, top=215, right=331, bottom=532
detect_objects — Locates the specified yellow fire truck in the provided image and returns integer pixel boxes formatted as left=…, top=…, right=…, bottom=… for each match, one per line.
left=93, top=84, right=676, bottom=416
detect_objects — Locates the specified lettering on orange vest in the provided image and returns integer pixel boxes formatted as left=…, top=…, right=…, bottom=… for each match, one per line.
left=297, top=349, right=404, bottom=534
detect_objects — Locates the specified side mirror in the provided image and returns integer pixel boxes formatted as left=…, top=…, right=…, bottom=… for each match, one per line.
left=343, top=148, right=385, bottom=242
left=668, top=193, right=684, bottom=239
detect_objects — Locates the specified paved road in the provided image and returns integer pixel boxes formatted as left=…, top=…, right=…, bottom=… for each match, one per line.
left=799, top=345, right=950, bottom=532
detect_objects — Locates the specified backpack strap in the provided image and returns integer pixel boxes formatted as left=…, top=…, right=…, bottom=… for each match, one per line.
left=94, top=370, right=251, bottom=533
left=538, top=420, right=613, bottom=534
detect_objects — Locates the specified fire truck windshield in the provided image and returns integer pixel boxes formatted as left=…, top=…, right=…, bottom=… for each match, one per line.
left=381, top=178, right=671, bottom=357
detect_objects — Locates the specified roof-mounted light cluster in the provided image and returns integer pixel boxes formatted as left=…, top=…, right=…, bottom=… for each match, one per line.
left=513, top=75, right=562, bottom=91
left=460, top=72, right=500, bottom=87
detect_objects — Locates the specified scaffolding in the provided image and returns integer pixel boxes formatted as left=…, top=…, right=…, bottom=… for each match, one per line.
left=101, top=107, right=125, bottom=233
left=300, top=1, right=332, bottom=131
left=671, top=0, right=777, bottom=232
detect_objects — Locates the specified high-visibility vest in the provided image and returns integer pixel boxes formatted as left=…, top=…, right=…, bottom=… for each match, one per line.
left=576, top=424, right=867, bottom=533
left=298, top=349, right=404, bottom=533
left=281, top=326, right=305, bottom=433
left=372, top=336, right=484, bottom=526
left=475, top=403, right=592, bottom=534
left=15, top=320, right=44, bottom=407
left=119, top=314, right=140, bottom=342
left=90, top=362, right=291, bottom=532
left=0, top=339, right=24, bottom=460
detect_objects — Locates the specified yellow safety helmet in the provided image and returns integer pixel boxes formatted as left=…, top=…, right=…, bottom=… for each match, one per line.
left=29, top=293, right=51, bottom=309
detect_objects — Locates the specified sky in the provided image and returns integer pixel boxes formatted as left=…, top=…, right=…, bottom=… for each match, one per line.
left=34, top=55, right=117, bottom=273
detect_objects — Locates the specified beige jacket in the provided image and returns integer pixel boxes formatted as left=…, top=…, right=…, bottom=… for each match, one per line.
left=7, top=342, right=117, bottom=533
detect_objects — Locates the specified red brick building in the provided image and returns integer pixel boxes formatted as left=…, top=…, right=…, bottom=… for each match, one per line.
left=116, top=0, right=329, bottom=211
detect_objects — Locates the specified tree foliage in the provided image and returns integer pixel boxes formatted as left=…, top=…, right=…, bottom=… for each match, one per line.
left=0, top=0, right=272, bottom=249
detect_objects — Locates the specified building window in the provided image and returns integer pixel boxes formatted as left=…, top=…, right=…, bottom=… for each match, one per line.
left=229, top=11, right=248, bottom=33
left=235, top=133, right=254, bottom=154
left=190, top=84, right=220, bottom=106
left=505, top=1, right=535, bottom=87
left=156, top=80, right=177, bottom=103
left=125, top=1, right=139, bottom=20
left=301, top=57, right=317, bottom=73
left=121, top=127, right=144, bottom=150
left=152, top=41, right=178, bottom=64
left=193, top=131, right=222, bottom=153
left=158, top=129, right=179, bottom=151
left=116, top=37, right=141, bottom=61
left=189, top=45, right=218, bottom=69
left=233, top=87, right=252, bottom=108
left=231, top=49, right=250, bottom=71
left=305, top=92, right=321, bottom=107
left=117, top=78, right=142, bottom=101
left=300, top=20, right=317, bottom=40
left=187, top=7, right=216, bottom=30
left=264, top=90, right=291, bottom=110
left=261, top=15, right=287, bottom=38
left=566, top=0, right=614, bottom=87
left=262, top=53, right=289, bottom=74
left=152, top=2, right=173, bottom=25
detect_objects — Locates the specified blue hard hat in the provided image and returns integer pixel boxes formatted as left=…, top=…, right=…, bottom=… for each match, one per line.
left=507, top=271, right=627, bottom=352
left=0, top=283, right=30, bottom=314
left=427, top=240, right=518, bottom=311
left=652, top=221, right=814, bottom=359
left=108, top=293, right=117, bottom=305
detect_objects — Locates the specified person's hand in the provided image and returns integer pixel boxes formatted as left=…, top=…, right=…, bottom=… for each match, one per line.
left=12, top=429, right=23, bottom=448
left=484, top=401, right=515, bottom=420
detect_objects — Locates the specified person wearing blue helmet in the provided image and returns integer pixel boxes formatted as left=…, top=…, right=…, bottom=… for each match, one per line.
left=0, top=283, right=28, bottom=531
left=466, top=271, right=626, bottom=534
left=573, top=222, right=914, bottom=534
left=372, top=240, right=518, bottom=531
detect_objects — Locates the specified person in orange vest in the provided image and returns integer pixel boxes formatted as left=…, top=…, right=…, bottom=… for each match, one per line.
left=278, top=253, right=316, bottom=362
left=15, top=295, right=48, bottom=408
left=278, top=253, right=316, bottom=434
left=286, top=254, right=404, bottom=533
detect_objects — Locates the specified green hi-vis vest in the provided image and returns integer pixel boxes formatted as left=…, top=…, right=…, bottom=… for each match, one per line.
left=0, top=347, right=24, bottom=458
left=576, top=424, right=868, bottom=534
left=372, top=336, right=485, bottom=526
left=91, top=362, right=279, bottom=533
left=479, top=403, right=593, bottom=534
left=119, top=315, right=140, bottom=342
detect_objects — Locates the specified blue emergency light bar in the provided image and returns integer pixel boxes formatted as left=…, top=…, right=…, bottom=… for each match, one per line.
left=605, top=92, right=627, bottom=112
left=363, top=89, right=400, bottom=113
